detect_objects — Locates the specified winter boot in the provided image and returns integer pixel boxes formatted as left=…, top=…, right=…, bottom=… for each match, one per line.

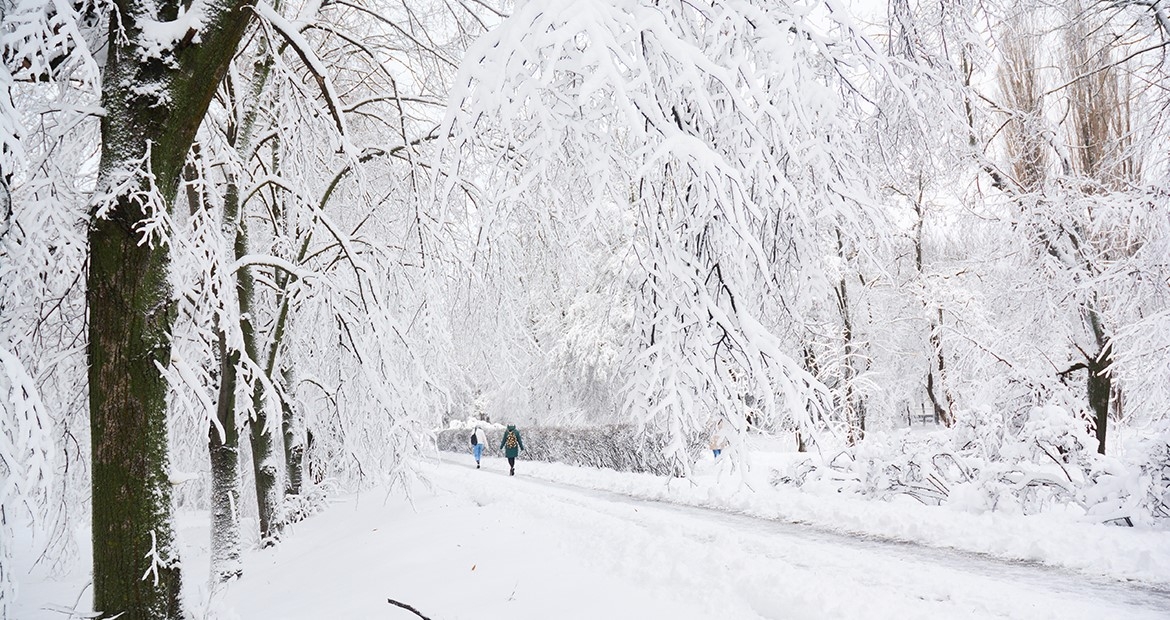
left=510, top=467, right=515, bottom=476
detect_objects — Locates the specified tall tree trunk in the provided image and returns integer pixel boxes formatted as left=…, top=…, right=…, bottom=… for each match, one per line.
left=184, top=150, right=244, bottom=584
left=926, top=312, right=955, bottom=427
left=209, top=318, right=243, bottom=582
left=88, top=211, right=182, bottom=620
left=834, top=230, right=865, bottom=444
left=911, top=193, right=955, bottom=428
left=225, top=179, right=284, bottom=543
left=1085, top=305, right=1112, bottom=454
left=88, top=0, right=260, bottom=613
left=223, top=44, right=289, bottom=542
left=281, top=366, right=305, bottom=496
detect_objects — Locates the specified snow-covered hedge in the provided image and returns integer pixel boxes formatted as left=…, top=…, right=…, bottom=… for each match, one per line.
left=776, top=405, right=1170, bottom=526
left=436, top=424, right=701, bottom=476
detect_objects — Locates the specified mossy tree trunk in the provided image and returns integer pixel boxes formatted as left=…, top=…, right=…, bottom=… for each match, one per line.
left=88, top=0, right=258, bottom=615
left=88, top=209, right=183, bottom=620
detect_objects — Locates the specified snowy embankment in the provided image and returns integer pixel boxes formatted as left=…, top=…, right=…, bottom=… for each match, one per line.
left=492, top=445, right=1170, bottom=588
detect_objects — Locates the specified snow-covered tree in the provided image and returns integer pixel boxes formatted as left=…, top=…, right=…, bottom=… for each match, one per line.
left=440, top=0, right=909, bottom=469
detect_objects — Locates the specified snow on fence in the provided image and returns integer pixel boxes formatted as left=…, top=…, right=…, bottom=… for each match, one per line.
left=436, top=424, right=702, bottom=476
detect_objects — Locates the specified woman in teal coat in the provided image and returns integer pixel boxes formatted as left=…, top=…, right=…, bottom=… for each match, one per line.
left=500, top=425, right=524, bottom=476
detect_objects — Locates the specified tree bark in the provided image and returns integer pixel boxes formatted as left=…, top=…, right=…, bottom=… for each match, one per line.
left=220, top=43, right=288, bottom=542
left=209, top=320, right=243, bottom=582
left=226, top=179, right=284, bottom=543
left=281, top=366, right=305, bottom=496
left=1088, top=355, right=1111, bottom=455
left=88, top=0, right=259, bottom=614
left=1, top=152, right=11, bottom=239
left=248, top=379, right=283, bottom=542
left=925, top=308, right=955, bottom=427
left=184, top=150, right=245, bottom=584
left=1085, top=306, right=1112, bottom=454
left=88, top=210, right=182, bottom=620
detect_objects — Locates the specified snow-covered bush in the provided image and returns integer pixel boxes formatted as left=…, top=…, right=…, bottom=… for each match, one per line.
left=436, top=425, right=703, bottom=476
left=1086, top=425, right=1170, bottom=526
left=281, top=481, right=336, bottom=526
left=775, top=405, right=1169, bottom=525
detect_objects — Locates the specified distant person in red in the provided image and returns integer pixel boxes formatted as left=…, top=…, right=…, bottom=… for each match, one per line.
left=500, top=424, right=524, bottom=476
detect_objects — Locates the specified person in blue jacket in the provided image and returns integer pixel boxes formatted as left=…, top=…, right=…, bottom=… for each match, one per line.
left=500, top=425, right=524, bottom=476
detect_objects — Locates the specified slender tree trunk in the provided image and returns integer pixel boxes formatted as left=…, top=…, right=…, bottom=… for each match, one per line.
left=912, top=195, right=955, bottom=428
left=1085, top=306, right=1112, bottom=454
left=225, top=179, right=284, bottom=542
left=209, top=319, right=243, bottom=582
left=281, top=366, right=305, bottom=496
left=230, top=211, right=283, bottom=541
left=834, top=230, right=865, bottom=444
left=220, top=44, right=289, bottom=542
left=184, top=150, right=244, bottom=584
left=1, top=156, right=10, bottom=237
left=248, top=377, right=282, bottom=542
left=798, top=346, right=820, bottom=453
left=926, top=308, right=955, bottom=427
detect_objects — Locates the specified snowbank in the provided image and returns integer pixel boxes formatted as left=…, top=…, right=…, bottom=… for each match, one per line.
left=500, top=451, right=1170, bottom=587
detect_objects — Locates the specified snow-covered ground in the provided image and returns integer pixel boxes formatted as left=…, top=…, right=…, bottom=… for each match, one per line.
left=522, top=434, right=1170, bottom=587
left=13, top=445, right=1170, bottom=619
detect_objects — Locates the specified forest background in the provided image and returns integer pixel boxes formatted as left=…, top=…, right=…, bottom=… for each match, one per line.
left=2, top=0, right=1170, bottom=618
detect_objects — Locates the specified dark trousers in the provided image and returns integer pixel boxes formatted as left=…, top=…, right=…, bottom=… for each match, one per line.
left=507, top=457, right=515, bottom=469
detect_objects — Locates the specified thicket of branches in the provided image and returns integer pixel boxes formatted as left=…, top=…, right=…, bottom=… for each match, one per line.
left=3, top=0, right=1170, bottom=616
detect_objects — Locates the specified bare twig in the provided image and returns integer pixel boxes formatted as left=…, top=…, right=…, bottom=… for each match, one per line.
left=387, top=598, right=433, bottom=620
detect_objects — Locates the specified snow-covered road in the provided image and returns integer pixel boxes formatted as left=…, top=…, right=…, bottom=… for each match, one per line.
left=15, top=454, right=1170, bottom=619
left=452, top=459, right=1170, bottom=619
left=130, top=455, right=1164, bottom=619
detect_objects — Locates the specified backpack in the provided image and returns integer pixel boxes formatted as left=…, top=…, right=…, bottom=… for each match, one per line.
left=504, top=430, right=518, bottom=449
left=470, top=431, right=478, bottom=446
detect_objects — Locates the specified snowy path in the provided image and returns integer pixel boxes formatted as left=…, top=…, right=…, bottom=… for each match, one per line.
left=203, top=456, right=1170, bottom=619
left=448, top=459, right=1170, bottom=619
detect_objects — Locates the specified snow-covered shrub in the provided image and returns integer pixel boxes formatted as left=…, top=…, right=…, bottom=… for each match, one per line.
left=436, top=425, right=702, bottom=475
left=1081, top=424, right=1170, bottom=526
left=281, top=481, right=336, bottom=525
left=775, top=405, right=1170, bottom=525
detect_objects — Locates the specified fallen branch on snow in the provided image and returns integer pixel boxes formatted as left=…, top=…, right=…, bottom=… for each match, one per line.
left=387, top=598, right=433, bottom=619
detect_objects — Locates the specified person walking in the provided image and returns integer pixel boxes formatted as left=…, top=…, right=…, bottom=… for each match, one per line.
left=471, top=425, right=487, bottom=468
left=709, top=420, right=728, bottom=459
left=500, top=424, right=524, bottom=476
